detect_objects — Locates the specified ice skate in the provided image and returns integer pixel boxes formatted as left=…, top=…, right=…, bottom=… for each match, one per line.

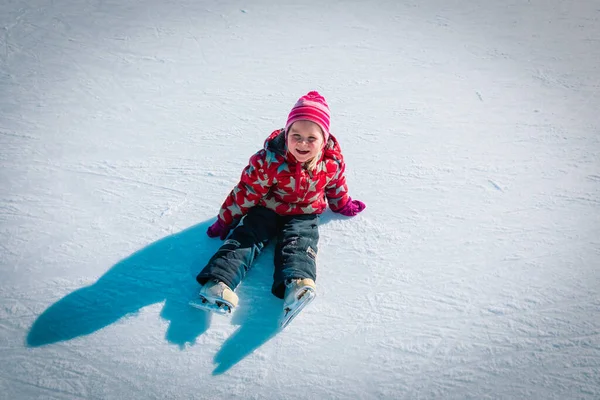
left=279, top=278, right=316, bottom=329
left=189, top=280, right=239, bottom=315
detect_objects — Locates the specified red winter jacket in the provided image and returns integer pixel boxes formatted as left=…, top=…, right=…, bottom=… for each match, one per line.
left=217, top=129, right=350, bottom=226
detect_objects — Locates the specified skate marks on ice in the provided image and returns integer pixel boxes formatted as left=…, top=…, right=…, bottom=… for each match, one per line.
left=27, top=221, right=218, bottom=349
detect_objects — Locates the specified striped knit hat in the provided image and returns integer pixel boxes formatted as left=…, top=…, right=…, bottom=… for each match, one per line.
left=285, top=91, right=330, bottom=143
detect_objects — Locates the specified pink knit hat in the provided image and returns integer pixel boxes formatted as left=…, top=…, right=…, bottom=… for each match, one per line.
left=285, top=91, right=331, bottom=143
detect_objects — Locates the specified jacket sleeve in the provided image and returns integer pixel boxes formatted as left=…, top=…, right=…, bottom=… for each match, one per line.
left=217, top=149, right=274, bottom=226
left=325, top=159, right=350, bottom=212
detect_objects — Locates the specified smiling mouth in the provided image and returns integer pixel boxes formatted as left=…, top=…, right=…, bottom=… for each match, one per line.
left=296, top=150, right=310, bottom=155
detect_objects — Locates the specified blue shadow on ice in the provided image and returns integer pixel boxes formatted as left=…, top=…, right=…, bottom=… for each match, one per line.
left=26, top=220, right=220, bottom=349
left=210, top=211, right=339, bottom=375
left=211, top=244, right=283, bottom=375
left=210, top=211, right=340, bottom=375
left=27, top=211, right=339, bottom=373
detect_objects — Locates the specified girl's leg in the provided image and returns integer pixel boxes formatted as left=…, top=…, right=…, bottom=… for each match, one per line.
left=272, top=214, right=319, bottom=299
left=196, top=207, right=278, bottom=291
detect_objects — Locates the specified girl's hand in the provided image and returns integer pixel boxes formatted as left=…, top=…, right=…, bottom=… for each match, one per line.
left=207, top=219, right=231, bottom=240
left=336, top=198, right=366, bottom=217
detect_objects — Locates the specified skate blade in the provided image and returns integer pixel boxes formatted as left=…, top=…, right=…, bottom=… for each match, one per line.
left=189, top=296, right=234, bottom=315
left=279, top=288, right=316, bottom=330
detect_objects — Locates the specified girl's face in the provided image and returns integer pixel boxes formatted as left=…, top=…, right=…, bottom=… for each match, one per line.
left=286, top=120, right=324, bottom=163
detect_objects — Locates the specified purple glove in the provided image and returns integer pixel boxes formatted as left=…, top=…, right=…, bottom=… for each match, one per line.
left=336, top=198, right=366, bottom=217
left=207, top=219, right=231, bottom=240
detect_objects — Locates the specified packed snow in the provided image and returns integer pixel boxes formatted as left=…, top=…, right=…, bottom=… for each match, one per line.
left=1, top=0, right=599, bottom=398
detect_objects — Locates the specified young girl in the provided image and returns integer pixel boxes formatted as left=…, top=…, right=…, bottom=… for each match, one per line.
left=191, top=91, right=366, bottom=328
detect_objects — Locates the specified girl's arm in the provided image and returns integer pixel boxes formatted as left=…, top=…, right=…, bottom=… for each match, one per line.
left=217, top=149, right=274, bottom=226
left=325, top=159, right=366, bottom=216
left=325, top=160, right=350, bottom=212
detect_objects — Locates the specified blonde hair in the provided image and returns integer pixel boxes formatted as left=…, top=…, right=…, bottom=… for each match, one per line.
left=305, top=151, right=322, bottom=171
left=305, top=126, right=329, bottom=171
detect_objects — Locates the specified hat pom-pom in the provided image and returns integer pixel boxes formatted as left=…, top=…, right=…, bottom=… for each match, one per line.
left=305, top=91, right=324, bottom=101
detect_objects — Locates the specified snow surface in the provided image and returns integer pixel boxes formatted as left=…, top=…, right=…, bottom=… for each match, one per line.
left=1, top=0, right=599, bottom=398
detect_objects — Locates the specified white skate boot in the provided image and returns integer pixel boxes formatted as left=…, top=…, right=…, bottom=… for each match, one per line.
left=279, top=278, right=316, bottom=329
left=189, top=280, right=239, bottom=315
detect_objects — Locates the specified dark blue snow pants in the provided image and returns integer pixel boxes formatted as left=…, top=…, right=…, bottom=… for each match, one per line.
left=196, top=207, right=319, bottom=299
